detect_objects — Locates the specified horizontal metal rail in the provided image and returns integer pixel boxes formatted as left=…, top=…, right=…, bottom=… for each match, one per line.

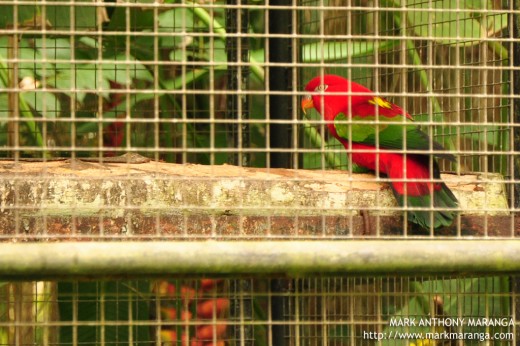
left=0, top=241, right=519, bottom=279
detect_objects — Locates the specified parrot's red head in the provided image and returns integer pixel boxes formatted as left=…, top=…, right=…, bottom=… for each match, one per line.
left=301, top=74, right=374, bottom=120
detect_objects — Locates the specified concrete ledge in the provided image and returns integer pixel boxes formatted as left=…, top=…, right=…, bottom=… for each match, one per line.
left=0, top=159, right=511, bottom=237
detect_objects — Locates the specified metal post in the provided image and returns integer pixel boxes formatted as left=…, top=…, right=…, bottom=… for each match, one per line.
left=511, top=0, right=520, bottom=333
left=226, top=0, right=250, bottom=167
left=268, top=1, right=293, bottom=344
left=512, top=1, right=520, bottom=209
left=226, top=1, right=253, bottom=344
left=268, top=0, right=293, bottom=168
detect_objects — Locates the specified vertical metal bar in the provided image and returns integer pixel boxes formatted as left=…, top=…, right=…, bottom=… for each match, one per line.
left=511, top=0, right=520, bottom=334
left=513, top=0, right=520, bottom=209
left=226, top=0, right=250, bottom=167
left=239, top=1, right=250, bottom=168
left=226, top=0, right=238, bottom=165
left=226, top=2, right=253, bottom=345
left=152, top=2, right=160, bottom=164
left=268, top=0, right=293, bottom=168
left=270, top=279, right=288, bottom=346
left=268, top=1, right=293, bottom=345
left=230, top=279, right=253, bottom=346
left=226, top=1, right=238, bottom=166
left=12, top=283, right=34, bottom=345
left=72, top=282, right=78, bottom=346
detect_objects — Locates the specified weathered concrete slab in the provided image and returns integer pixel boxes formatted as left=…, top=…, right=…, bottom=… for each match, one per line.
left=0, top=159, right=511, bottom=238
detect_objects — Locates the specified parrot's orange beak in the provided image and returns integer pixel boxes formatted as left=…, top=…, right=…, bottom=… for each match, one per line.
left=301, top=95, right=314, bottom=115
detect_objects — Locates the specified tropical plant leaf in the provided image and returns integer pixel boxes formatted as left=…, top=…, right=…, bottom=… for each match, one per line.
left=0, top=2, right=97, bottom=30
left=21, top=91, right=61, bottom=118
left=17, top=40, right=54, bottom=78
left=402, top=0, right=507, bottom=46
left=159, top=7, right=196, bottom=48
left=52, top=64, right=111, bottom=103
left=105, top=4, right=155, bottom=31
left=302, top=40, right=398, bottom=62
left=161, top=68, right=209, bottom=90
left=0, top=6, right=45, bottom=29
left=45, top=0, right=97, bottom=30
left=102, top=56, right=155, bottom=85
left=0, top=94, right=8, bottom=123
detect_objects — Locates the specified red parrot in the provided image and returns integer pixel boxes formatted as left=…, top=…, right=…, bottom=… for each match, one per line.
left=301, top=74, right=458, bottom=229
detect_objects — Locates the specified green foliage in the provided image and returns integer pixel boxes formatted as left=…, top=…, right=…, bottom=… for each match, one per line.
left=0, top=2, right=513, bottom=344
left=382, top=277, right=511, bottom=346
left=402, top=0, right=508, bottom=46
left=0, top=1, right=97, bottom=30
left=58, top=281, right=151, bottom=345
left=302, top=40, right=399, bottom=62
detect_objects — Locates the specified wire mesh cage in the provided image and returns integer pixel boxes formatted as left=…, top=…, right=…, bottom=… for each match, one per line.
left=0, top=275, right=516, bottom=345
left=0, top=0, right=519, bottom=345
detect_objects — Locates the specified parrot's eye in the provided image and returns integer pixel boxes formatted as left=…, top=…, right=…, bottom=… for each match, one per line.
left=314, top=84, right=328, bottom=92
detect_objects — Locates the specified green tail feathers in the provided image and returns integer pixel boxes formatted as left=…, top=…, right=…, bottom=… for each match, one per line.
left=393, top=183, right=458, bottom=229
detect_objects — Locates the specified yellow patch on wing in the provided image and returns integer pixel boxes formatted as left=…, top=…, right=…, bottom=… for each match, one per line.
left=368, top=96, right=392, bottom=109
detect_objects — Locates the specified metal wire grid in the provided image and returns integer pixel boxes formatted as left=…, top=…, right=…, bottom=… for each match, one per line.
left=0, top=1, right=518, bottom=345
left=0, top=0, right=515, bottom=238
left=296, top=0, right=513, bottom=238
left=299, top=0, right=511, bottom=173
left=0, top=276, right=517, bottom=345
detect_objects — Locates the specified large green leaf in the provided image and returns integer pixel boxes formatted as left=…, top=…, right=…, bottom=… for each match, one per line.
left=302, top=40, right=398, bottom=62
left=0, top=2, right=97, bottom=30
left=159, top=8, right=196, bottom=49
left=105, top=3, right=155, bottom=31
left=21, top=91, right=61, bottom=118
left=0, top=5, right=42, bottom=29
left=17, top=39, right=54, bottom=79
left=0, top=52, right=44, bottom=147
left=450, top=124, right=507, bottom=149
left=161, top=68, right=209, bottom=90
left=34, top=38, right=72, bottom=61
left=45, top=0, right=97, bottom=30
left=102, top=56, right=155, bottom=85
left=52, top=64, right=111, bottom=103
left=402, top=0, right=507, bottom=46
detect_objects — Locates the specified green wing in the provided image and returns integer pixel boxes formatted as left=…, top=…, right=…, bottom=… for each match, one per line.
left=334, top=113, right=451, bottom=158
